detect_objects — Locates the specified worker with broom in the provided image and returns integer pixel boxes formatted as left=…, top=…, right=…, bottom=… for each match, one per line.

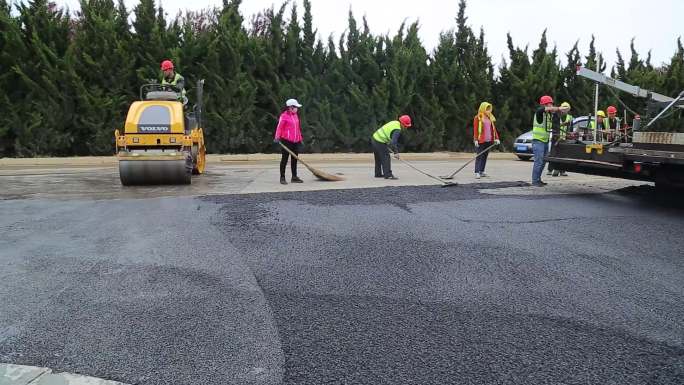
left=274, top=98, right=304, bottom=185
left=472, top=102, right=500, bottom=179
left=371, top=115, right=412, bottom=180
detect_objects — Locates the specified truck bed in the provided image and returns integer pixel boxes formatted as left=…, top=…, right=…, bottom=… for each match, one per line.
left=547, top=133, right=684, bottom=188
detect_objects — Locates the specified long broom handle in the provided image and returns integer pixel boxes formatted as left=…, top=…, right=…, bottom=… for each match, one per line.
left=279, top=142, right=313, bottom=170
left=393, top=155, right=449, bottom=184
left=445, top=142, right=498, bottom=178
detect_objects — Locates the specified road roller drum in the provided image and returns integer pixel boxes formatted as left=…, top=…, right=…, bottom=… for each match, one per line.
left=118, top=152, right=192, bottom=185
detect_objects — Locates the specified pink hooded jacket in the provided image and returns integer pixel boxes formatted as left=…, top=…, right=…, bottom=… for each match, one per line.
left=274, top=110, right=303, bottom=143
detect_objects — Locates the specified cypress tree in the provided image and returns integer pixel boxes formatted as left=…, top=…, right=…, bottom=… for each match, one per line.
left=432, top=29, right=461, bottom=149
left=2, top=0, right=682, bottom=156
left=202, top=0, right=259, bottom=153
left=301, top=0, right=315, bottom=74
left=661, top=38, right=684, bottom=130
left=13, top=0, right=74, bottom=156
left=431, top=0, right=493, bottom=150
left=396, top=22, right=442, bottom=152
left=495, top=33, right=533, bottom=143
left=0, top=0, right=25, bottom=155
left=69, top=0, right=136, bottom=155
left=558, top=42, right=592, bottom=116
left=132, top=0, right=163, bottom=84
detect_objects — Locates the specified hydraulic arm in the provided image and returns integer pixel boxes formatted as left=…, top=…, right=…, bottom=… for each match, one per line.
left=576, top=66, right=682, bottom=107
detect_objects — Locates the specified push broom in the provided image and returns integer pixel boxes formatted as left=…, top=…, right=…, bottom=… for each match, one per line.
left=279, top=142, right=345, bottom=181
left=388, top=151, right=457, bottom=187
left=440, top=142, right=498, bottom=180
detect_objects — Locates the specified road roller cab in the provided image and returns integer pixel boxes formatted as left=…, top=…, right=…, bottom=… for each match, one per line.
left=115, top=80, right=206, bottom=185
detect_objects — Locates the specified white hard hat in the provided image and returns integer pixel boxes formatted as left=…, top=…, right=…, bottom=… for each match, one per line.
left=285, top=98, right=302, bottom=108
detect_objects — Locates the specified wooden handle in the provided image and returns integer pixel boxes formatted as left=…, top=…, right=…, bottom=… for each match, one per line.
left=279, top=142, right=310, bottom=168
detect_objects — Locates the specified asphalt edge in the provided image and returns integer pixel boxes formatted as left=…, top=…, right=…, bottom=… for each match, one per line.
left=0, top=363, right=128, bottom=385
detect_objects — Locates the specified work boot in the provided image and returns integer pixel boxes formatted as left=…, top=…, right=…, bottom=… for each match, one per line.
left=475, top=172, right=481, bottom=179
left=291, top=176, right=303, bottom=183
left=280, top=176, right=287, bottom=185
left=531, top=181, right=547, bottom=187
left=480, top=172, right=488, bottom=177
left=552, top=170, right=560, bottom=177
left=385, top=174, right=398, bottom=180
left=560, top=171, right=568, bottom=176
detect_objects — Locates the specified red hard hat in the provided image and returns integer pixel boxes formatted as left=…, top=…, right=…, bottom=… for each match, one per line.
left=607, top=105, right=617, bottom=114
left=399, top=115, right=412, bottom=127
left=161, top=60, right=174, bottom=71
left=539, top=95, right=553, bottom=105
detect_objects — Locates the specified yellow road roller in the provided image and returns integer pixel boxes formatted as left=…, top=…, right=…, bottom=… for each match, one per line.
left=114, top=80, right=206, bottom=185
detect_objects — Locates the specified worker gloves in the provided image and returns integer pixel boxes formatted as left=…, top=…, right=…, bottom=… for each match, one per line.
left=494, top=139, right=500, bottom=145
left=473, top=140, right=479, bottom=147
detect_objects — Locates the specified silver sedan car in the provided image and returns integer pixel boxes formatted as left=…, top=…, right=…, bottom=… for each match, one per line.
left=513, top=131, right=533, bottom=161
left=513, top=116, right=589, bottom=161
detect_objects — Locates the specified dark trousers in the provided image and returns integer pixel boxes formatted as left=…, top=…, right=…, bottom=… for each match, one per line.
left=371, top=139, right=392, bottom=177
left=280, top=139, right=300, bottom=177
left=474, top=141, right=492, bottom=173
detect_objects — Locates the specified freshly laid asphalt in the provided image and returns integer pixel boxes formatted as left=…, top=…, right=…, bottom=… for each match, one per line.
left=1, top=182, right=683, bottom=384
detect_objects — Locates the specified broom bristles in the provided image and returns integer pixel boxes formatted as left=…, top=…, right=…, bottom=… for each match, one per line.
left=279, top=143, right=345, bottom=182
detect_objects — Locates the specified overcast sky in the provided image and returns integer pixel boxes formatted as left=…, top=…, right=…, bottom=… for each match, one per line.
left=55, top=0, right=682, bottom=71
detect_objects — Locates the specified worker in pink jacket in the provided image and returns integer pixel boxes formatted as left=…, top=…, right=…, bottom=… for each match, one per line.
left=274, top=98, right=304, bottom=184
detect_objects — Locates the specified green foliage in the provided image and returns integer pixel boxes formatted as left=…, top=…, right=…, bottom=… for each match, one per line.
left=11, top=0, right=75, bottom=156
left=1, top=0, right=682, bottom=157
left=68, top=0, right=136, bottom=155
left=0, top=0, right=24, bottom=155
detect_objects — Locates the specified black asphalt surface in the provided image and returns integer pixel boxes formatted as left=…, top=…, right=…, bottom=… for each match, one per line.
left=1, top=183, right=683, bottom=384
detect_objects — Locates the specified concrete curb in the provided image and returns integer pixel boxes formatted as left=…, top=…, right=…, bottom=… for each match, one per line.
left=0, top=364, right=127, bottom=385
left=0, top=152, right=516, bottom=168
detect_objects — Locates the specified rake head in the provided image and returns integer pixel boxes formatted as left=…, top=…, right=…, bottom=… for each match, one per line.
left=441, top=181, right=459, bottom=188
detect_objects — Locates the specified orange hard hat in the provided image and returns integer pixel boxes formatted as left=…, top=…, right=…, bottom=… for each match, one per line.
left=399, top=115, right=412, bottom=127
left=161, top=60, right=174, bottom=71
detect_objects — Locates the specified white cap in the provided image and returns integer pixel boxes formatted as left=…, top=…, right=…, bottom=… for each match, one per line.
left=285, top=98, right=302, bottom=108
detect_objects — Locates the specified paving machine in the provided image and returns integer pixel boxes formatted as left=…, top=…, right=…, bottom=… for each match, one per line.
left=114, top=80, right=206, bottom=185
left=547, top=66, right=684, bottom=190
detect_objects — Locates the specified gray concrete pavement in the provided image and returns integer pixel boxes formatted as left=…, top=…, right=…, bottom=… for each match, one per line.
left=0, top=156, right=644, bottom=200
left=0, top=364, right=128, bottom=384
left=1, top=156, right=681, bottom=384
